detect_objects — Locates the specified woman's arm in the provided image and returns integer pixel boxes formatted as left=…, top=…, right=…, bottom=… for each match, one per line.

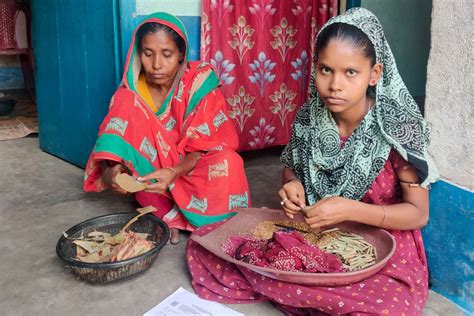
left=137, top=152, right=202, bottom=193
left=172, top=152, right=202, bottom=177
left=304, top=165, right=430, bottom=230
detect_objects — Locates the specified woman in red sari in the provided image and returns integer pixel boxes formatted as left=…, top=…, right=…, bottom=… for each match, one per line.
left=84, top=12, right=250, bottom=244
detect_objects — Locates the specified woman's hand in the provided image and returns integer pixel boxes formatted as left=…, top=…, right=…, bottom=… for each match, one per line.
left=137, top=168, right=177, bottom=194
left=278, top=179, right=306, bottom=219
left=102, top=164, right=128, bottom=195
left=303, top=196, right=353, bottom=229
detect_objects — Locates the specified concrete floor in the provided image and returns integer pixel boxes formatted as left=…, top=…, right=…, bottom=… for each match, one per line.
left=0, top=137, right=464, bottom=315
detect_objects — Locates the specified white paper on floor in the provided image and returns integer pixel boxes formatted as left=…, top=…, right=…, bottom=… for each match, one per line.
left=144, top=287, right=244, bottom=316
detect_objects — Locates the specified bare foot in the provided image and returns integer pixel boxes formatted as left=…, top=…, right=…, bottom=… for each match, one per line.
left=169, top=228, right=180, bottom=245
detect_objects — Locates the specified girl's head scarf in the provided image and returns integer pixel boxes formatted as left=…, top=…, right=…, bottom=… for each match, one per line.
left=281, top=8, right=438, bottom=204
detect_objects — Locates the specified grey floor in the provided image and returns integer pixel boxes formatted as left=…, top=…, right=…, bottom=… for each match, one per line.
left=0, top=137, right=464, bottom=315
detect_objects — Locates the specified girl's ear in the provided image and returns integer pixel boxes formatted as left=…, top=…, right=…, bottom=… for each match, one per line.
left=369, top=63, right=383, bottom=86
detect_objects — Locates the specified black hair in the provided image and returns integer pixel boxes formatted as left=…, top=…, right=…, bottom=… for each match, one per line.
left=316, top=23, right=376, bottom=66
left=136, top=22, right=186, bottom=56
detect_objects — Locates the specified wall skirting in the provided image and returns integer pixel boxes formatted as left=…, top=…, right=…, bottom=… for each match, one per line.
left=423, top=180, right=473, bottom=313
left=0, top=67, right=24, bottom=90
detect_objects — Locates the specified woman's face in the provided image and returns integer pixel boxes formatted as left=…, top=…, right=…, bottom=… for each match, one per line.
left=315, top=39, right=381, bottom=115
left=139, top=30, right=184, bottom=89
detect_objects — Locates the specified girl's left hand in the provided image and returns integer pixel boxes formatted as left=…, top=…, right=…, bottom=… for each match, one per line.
left=137, top=168, right=177, bottom=193
left=303, top=196, right=353, bottom=229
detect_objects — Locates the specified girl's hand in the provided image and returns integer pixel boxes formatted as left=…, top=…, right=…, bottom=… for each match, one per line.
left=102, top=164, right=128, bottom=195
left=278, top=179, right=306, bottom=219
left=303, top=196, right=352, bottom=229
left=137, top=168, right=177, bottom=194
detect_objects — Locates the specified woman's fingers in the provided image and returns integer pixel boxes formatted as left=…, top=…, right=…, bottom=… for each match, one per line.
left=137, top=171, right=158, bottom=182
left=110, top=183, right=129, bottom=195
left=144, top=182, right=167, bottom=193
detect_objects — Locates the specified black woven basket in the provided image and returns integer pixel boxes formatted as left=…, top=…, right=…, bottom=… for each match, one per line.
left=56, top=212, right=169, bottom=284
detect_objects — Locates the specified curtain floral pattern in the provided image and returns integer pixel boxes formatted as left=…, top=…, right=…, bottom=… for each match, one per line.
left=201, top=0, right=338, bottom=150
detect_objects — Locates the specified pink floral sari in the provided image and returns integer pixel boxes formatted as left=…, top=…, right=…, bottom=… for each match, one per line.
left=186, top=150, right=429, bottom=315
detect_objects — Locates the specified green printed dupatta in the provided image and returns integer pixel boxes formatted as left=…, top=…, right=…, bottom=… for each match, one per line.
left=281, top=8, right=439, bottom=205
left=84, top=12, right=249, bottom=227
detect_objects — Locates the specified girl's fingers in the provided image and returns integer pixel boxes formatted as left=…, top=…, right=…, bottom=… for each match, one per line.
left=283, top=208, right=297, bottom=219
left=283, top=205, right=301, bottom=219
left=295, top=188, right=306, bottom=206
left=283, top=205, right=300, bottom=214
left=282, top=199, right=301, bottom=212
left=278, top=188, right=288, bottom=201
left=309, top=220, right=331, bottom=230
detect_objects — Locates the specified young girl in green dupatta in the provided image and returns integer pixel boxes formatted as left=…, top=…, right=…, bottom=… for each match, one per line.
left=84, top=13, right=250, bottom=245
left=187, top=8, right=438, bottom=315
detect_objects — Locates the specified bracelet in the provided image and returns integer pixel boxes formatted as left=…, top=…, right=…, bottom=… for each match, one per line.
left=164, top=167, right=179, bottom=180
left=380, top=205, right=387, bottom=226
left=399, top=180, right=420, bottom=187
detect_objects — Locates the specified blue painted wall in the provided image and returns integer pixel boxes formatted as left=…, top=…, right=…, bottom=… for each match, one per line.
left=0, top=66, right=23, bottom=90
left=118, top=1, right=201, bottom=71
left=424, top=181, right=474, bottom=313
left=0, top=55, right=24, bottom=90
left=31, top=0, right=202, bottom=167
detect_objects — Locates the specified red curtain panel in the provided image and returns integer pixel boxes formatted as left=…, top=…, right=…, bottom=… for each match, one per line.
left=201, top=0, right=338, bottom=151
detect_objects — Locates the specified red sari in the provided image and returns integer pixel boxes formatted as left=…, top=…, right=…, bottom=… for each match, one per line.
left=84, top=13, right=250, bottom=230
left=186, top=151, right=429, bottom=315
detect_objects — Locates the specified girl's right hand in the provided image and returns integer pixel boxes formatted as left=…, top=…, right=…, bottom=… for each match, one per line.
left=102, top=164, right=128, bottom=195
left=278, top=179, right=306, bottom=219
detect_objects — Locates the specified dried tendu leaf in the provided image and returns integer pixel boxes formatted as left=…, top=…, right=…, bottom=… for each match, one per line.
left=71, top=207, right=157, bottom=263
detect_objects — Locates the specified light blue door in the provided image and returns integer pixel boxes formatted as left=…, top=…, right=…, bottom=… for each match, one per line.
left=31, top=0, right=201, bottom=167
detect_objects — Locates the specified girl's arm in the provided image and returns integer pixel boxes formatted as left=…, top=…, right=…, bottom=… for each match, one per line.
left=282, top=167, right=299, bottom=184
left=304, top=165, right=429, bottom=230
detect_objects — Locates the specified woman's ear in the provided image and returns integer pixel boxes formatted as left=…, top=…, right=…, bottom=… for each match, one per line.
left=369, top=63, right=383, bottom=86
left=179, top=53, right=185, bottom=64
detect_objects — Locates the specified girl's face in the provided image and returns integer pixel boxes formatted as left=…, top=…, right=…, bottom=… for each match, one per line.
left=139, top=30, right=184, bottom=89
left=315, top=39, right=382, bottom=116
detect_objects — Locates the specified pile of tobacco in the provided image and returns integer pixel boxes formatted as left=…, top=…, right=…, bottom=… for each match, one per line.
left=252, top=220, right=377, bottom=271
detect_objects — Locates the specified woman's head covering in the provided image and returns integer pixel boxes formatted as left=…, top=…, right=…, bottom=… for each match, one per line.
left=122, top=12, right=190, bottom=106
left=281, top=8, right=438, bottom=204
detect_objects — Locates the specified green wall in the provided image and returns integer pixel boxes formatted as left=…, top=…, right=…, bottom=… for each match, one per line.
left=360, top=0, right=432, bottom=98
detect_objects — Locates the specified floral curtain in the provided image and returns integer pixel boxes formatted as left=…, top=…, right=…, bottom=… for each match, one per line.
left=201, top=0, right=338, bottom=151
